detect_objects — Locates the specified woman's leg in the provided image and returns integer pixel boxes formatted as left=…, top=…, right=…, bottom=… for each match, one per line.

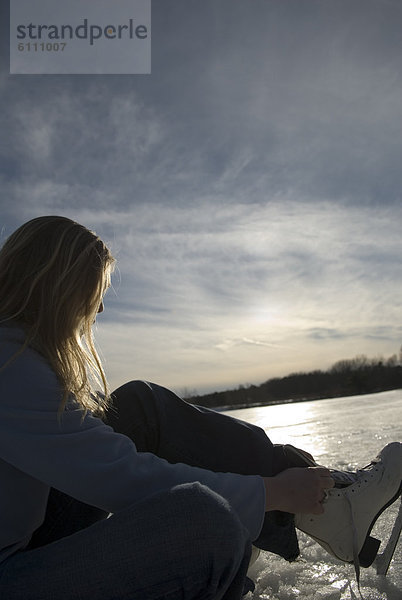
left=106, top=380, right=289, bottom=475
left=105, top=380, right=300, bottom=560
left=0, top=484, right=251, bottom=600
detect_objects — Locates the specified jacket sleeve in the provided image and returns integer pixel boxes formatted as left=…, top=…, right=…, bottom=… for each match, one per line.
left=0, top=345, right=265, bottom=541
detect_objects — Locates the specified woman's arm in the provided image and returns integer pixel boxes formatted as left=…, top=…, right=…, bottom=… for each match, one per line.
left=0, top=339, right=266, bottom=541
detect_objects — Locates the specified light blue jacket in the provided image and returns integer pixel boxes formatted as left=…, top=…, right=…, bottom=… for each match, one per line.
left=0, top=325, right=265, bottom=563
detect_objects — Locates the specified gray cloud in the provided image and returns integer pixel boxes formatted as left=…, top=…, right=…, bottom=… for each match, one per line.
left=2, top=0, right=402, bottom=392
left=3, top=0, right=402, bottom=213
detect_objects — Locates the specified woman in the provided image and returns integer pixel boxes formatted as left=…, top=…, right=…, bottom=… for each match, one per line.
left=0, top=216, right=398, bottom=599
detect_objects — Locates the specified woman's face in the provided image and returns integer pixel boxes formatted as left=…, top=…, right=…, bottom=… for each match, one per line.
left=96, top=274, right=111, bottom=316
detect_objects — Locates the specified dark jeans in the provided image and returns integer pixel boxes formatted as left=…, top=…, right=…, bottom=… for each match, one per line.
left=3, top=381, right=299, bottom=599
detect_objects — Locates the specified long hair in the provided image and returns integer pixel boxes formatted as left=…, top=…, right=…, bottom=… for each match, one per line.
left=0, top=216, right=115, bottom=413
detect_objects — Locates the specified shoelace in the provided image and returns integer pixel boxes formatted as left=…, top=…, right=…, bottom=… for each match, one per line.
left=331, top=458, right=378, bottom=487
left=333, top=460, right=380, bottom=600
left=330, top=470, right=358, bottom=487
left=345, top=493, right=363, bottom=598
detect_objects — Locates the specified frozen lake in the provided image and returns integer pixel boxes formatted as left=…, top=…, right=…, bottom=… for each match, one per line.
left=225, top=389, right=402, bottom=600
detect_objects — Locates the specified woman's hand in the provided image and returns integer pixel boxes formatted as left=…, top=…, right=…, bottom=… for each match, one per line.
left=263, top=467, right=335, bottom=515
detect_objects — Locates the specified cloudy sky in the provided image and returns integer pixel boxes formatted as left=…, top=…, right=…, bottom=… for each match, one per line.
left=1, top=0, right=402, bottom=395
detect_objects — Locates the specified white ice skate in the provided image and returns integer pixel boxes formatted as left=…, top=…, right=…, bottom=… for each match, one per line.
left=293, top=442, right=402, bottom=584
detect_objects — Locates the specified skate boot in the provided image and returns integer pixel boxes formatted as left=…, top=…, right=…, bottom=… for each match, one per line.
left=294, top=442, right=402, bottom=583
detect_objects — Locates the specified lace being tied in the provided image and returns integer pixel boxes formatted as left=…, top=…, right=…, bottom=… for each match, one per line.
left=333, top=459, right=381, bottom=600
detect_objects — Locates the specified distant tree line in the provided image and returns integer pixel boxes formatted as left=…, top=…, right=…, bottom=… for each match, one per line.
left=185, top=351, right=402, bottom=409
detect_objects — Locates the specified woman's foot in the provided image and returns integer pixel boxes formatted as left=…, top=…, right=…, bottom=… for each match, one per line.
left=294, top=443, right=402, bottom=577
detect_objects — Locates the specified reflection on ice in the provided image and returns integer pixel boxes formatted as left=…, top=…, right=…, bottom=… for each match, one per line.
left=226, top=390, right=402, bottom=467
left=227, top=400, right=329, bottom=460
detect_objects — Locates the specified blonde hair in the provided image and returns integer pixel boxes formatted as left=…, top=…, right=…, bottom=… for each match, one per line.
left=0, top=216, right=115, bottom=413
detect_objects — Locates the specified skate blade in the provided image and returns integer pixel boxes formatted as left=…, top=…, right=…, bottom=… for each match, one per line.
left=375, top=495, right=402, bottom=576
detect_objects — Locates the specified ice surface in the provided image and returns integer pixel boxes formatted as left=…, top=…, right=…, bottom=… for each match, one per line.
left=226, top=390, right=402, bottom=600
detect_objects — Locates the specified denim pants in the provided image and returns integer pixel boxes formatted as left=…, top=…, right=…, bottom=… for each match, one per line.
left=0, top=381, right=299, bottom=599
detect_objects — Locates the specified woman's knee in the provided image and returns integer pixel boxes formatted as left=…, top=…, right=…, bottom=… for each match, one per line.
left=168, top=483, right=251, bottom=594
left=103, top=483, right=250, bottom=597
left=111, top=379, right=151, bottom=400
left=106, top=381, right=160, bottom=450
left=121, top=481, right=249, bottom=555
left=168, top=482, right=250, bottom=555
